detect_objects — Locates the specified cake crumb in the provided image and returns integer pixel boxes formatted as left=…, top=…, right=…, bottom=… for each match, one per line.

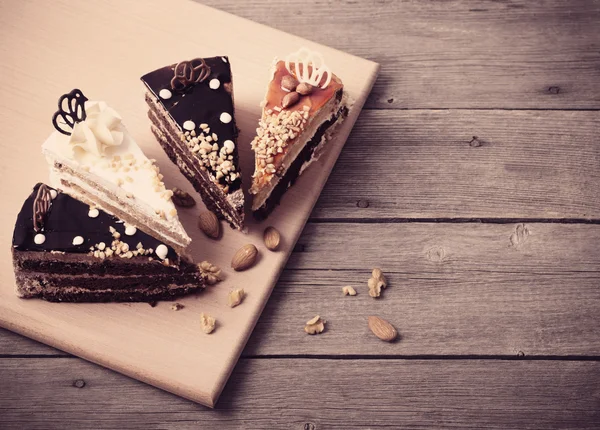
left=171, top=303, right=184, bottom=311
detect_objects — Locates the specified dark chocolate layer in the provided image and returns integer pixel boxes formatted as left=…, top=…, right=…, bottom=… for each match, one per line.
left=140, top=56, right=241, bottom=192
left=13, top=183, right=178, bottom=262
left=146, top=105, right=244, bottom=228
left=253, top=106, right=349, bottom=220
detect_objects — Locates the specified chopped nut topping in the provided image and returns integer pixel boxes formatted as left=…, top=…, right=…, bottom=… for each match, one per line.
left=171, top=303, right=184, bottom=311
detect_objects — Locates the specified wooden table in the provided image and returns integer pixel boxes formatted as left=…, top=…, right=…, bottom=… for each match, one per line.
left=1, top=0, right=599, bottom=428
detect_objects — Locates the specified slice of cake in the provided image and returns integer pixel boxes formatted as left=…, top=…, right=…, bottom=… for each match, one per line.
left=249, top=48, right=349, bottom=219
left=141, top=57, right=244, bottom=230
left=12, top=183, right=204, bottom=302
left=42, top=89, right=191, bottom=257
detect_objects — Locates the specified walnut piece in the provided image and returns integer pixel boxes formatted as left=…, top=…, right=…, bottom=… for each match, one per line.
left=304, top=315, right=326, bottom=335
left=198, top=261, right=222, bottom=285
left=368, top=268, right=387, bottom=298
left=200, top=313, right=216, bottom=334
left=227, top=288, right=245, bottom=308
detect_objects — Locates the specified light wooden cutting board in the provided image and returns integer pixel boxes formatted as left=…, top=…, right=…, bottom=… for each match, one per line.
left=0, top=0, right=379, bottom=407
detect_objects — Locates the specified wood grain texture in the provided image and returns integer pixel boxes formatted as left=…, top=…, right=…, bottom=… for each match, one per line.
left=313, top=110, right=600, bottom=220
left=0, top=357, right=598, bottom=429
left=201, top=0, right=600, bottom=109
left=3, top=223, right=599, bottom=357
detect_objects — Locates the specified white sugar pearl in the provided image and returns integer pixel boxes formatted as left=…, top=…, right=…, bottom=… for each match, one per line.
left=220, top=112, right=232, bottom=124
left=72, top=236, right=84, bottom=246
left=49, top=190, right=58, bottom=199
left=34, top=233, right=46, bottom=245
left=155, top=244, right=168, bottom=260
left=209, top=78, right=220, bottom=90
left=183, top=120, right=196, bottom=131
left=221, top=57, right=228, bottom=63
left=223, top=140, right=235, bottom=154
left=159, top=89, right=172, bottom=100
left=125, top=225, right=137, bottom=236
left=88, top=208, right=99, bottom=218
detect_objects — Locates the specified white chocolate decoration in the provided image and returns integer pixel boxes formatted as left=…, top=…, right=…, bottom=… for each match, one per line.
left=183, top=120, right=196, bottom=131
left=220, top=112, right=232, bottom=124
left=125, top=225, right=137, bottom=236
left=72, top=236, right=84, bottom=246
left=159, top=89, right=172, bottom=100
left=88, top=208, right=99, bottom=218
left=285, top=47, right=332, bottom=89
left=155, top=244, right=168, bottom=260
left=209, top=79, right=220, bottom=90
left=223, top=140, right=235, bottom=153
left=49, top=190, right=58, bottom=200
left=34, top=233, right=46, bottom=245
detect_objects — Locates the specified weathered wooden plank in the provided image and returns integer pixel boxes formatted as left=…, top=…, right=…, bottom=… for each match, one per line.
left=0, top=358, right=598, bottom=429
left=313, top=110, right=600, bottom=220
left=200, top=0, right=600, bottom=109
left=2, top=223, right=599, bottom=356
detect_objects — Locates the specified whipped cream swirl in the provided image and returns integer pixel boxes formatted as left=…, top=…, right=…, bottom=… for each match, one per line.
left=68, top=101, right=125, bottom=157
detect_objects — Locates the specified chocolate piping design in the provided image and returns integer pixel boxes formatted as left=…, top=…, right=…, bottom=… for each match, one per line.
left=51, top=89, right=88, bottom=135
left=32, top=184, right=53, bottom=232
left=170, top=58, right=211, bottom=91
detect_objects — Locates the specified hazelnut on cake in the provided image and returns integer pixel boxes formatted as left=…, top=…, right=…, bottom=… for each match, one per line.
left=42, top=90, right=191, bottom=257
left=249, top=48, right=348, bottom=219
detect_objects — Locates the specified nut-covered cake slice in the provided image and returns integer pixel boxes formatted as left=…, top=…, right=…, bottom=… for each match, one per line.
left=42, top=90, right=191, bottom=257
left=249, top=48, right=348, bottom=219
left=141, top=57, right=244, bottom=230
left=12, top=183, right=204, bottom=302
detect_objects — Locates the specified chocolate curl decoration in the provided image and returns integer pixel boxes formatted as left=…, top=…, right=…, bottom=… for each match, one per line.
left=32, top=184, right=53, bottom=232
left=170, top=58, right=211, bottom=91
left=51, top=89, right=88, bottom=135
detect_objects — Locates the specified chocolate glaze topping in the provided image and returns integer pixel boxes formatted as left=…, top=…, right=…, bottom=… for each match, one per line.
left=13, top=183, right=178, bottom=262
left=140, top=56, right=241, bottom=192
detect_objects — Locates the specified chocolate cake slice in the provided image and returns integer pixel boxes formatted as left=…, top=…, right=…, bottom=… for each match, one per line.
left=249, top=48, right=348, bottom=219
left=12, top=183, right=204, bottom=302
left=42, top=90, right=191, bottom=257
left=141, top=57, right=244, bottom=230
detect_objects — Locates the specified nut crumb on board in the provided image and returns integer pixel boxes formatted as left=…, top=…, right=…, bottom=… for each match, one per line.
left=368, top=267, right=387, bottom=298
left=342, top=286, right=357, bottom=296
left=200, top=313, right=216, bottom=334
left=227, top=288, right=245, bottom=308
left=170, top=303, right=184, bottom=311
left=304, top=315, right=326, bottom=335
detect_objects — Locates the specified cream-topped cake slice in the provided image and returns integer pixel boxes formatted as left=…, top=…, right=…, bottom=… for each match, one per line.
left=42, top=89, right=191, bottom=257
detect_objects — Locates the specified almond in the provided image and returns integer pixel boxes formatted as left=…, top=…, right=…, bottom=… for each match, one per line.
left=263, top=226, right=281, bottom=251
left=197, top=210, right=220, bottom=239
left=231, top=244, right=258, bottom=271
left=296, top=82, right=314, bottom=95
left=281, top=75, right=299, bottom=92
left=282, top=91, right=300, bottom=109
left=368, top=316, right=397, bottom=342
